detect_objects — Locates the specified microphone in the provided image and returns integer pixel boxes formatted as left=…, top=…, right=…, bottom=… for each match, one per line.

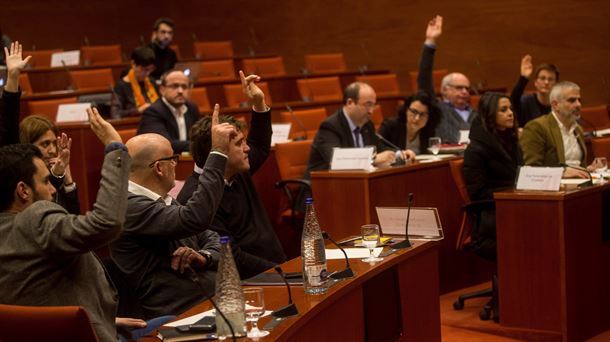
left=375, top=133, right=406, bottom=165
left=271, top=266, right=299, bottom=318
left=248, top=27, right=258, bottom=57
left=578, top=115, right=598, bottom=137
left=61, top=61, right=75, bottom=91
left=390, top=193, right=414, bottom=249
left=358, top=42, right=370, bottom=75
left=286, top=105, right=307, bottom=141
left=299, top=69, right=314, bottom=102
left=322, top=231, right=354, bottom=280
left=559, top=163, right=593, bottom=187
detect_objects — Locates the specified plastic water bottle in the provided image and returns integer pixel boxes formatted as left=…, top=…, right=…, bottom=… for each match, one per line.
left=214, top=236, right=246, bottom=339
left=301, top=197, right=328, bottom=294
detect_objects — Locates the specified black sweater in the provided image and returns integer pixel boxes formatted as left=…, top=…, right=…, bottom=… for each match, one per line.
left=510, top=76, right=551, bottom=127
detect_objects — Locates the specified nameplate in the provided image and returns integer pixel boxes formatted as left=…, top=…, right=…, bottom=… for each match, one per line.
left=51, top=50, right=80, bottom=67
left=271, top=123, right=291, bottom=146
left=516, top=166, right=563, bottom=191
left=376, top=207, right=444, bottom=240
left=56, top=103, right=91, bottom=123
left=459, top=130, right=470, bottom=144
left=330, top=147, right=374, bottom=171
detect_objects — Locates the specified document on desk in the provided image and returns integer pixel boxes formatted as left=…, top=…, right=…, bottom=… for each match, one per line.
left=375, top=207, right=444, bottom=240
left=56, top=103, right=91, bottom=123
left=325, top=248, right=383, bottom=259
left=330, top=147, right=375, bottom=170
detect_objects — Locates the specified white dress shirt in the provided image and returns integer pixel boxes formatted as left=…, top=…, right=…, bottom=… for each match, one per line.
left=551, top=111, right=582, bottom=166
left=162, top=97, right=188, bottom=141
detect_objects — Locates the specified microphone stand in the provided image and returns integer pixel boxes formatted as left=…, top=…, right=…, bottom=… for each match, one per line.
left=375, top=133, right=406, bottom=166
left=560, top=163, right=593, bottom=187
left=271, top=266, right=299, bottom=318
left=322, top=231, right=355, bottom=280
left=286, top=105, right=308, bottom=141
left=390, top=193, right=414, bottom=249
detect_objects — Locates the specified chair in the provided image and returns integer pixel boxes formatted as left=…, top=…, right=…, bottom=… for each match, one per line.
left=223, top=82, right=272, bottom=108
left=193, top=41, right=234, bottom=60
left=80, top=44, right=122, bottom=66
left=296, top=76, right=342, bottom=102
left=371, top=105, right=384, bottom=130
left=19, top=73, right=33, bottom=95
left=280, top=107, right=327, bottom=140
left=169, top=44, right=181, bottom=60
left=196, top=59, right=236, bottom=82
left=449, top=159, right=499, bottom=322
left=190, top=87, right=212, bottom=113
left=409, top=68, right=449, bottom=94
left=23, top=49, right=63, bottom=68
left=69, top=68, right=115, bottom=91
left=117, top=128, right=137, bottom=143
left=241, top=56, right=286, bottom=76
left=27, top=97, right=78, bottom=122
left=356, top=73, right=400, bottom=96
left=470, top=94, right=481, bottom=109
left=592, top=136, right=610, bottom=159
left=0, top=304, right=99, bottom=341
left=580, top=105, right=610, bottom=132
left=304, top=53, right=347, bottom=73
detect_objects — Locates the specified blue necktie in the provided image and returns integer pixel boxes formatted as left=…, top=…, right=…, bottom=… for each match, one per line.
left=353, top=127, right=362, bottom=147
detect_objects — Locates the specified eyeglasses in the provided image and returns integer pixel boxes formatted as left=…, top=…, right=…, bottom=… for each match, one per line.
left=536, top=76, right=556, bottom=83
left=408, top=107, right=429, bottom=118
left=447, top=84, right=470, bottom=92
left=148, top=154, right=180, bottom=168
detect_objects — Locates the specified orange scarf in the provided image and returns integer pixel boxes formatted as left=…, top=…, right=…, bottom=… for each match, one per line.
left=128, top=69, right=159, bottom=107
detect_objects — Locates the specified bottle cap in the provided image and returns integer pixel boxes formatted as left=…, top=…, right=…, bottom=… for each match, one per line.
left=219, top=236, right=230, bottom=244
left=305, top=197, right=313, bottom=204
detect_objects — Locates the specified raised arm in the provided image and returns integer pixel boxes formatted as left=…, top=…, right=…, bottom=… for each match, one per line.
left=240, top=70, right=272, bottom=173
left=417, top=15, right=443, bottom=97
left=4, top=41, right=31, bottom=93
left=510, top=55, right=533, bottom=125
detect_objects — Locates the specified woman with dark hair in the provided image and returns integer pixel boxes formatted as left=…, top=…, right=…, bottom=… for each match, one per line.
left=111, top=46, right=158, bottom=118
left=19, top=115, right=80, bottom=214
left=378, top=91, right=441, bottom=155
left=464, top=92, right=522, bottom=260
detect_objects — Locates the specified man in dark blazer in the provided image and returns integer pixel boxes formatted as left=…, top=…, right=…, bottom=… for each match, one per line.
left=304, top=82, right=396, bottom=179
left=137, top=69, right=199, bottom=153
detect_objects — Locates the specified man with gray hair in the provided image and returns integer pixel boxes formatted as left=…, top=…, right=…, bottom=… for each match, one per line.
left=520, top=81, right=589, bottom=178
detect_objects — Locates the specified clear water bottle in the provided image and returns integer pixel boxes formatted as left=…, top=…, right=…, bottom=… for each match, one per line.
left=301, top=197, right=328, bottom=294
left=214, top=236, right=246, bottom=339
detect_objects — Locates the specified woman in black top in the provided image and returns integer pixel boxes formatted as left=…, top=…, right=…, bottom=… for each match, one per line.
left=464, top=92, right=522, bottom=261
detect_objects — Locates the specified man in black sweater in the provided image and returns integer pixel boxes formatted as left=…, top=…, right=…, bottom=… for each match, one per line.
left=177, top=71, right=286, bottom=279
left=148, top=18, right=178, bottom=80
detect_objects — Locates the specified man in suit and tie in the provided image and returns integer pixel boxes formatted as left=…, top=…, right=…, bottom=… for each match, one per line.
left=137, top=69, right=199, bottom=153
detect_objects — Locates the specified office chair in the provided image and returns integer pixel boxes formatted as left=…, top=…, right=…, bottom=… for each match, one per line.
left=449, top=159, right=499, bottom=322
left=69, top=68, right=115, bottom=91
left=196, top=59, right=236, bottom=82
left=27, top=96, right=78, bottom=122
left=223, top=82, right=272, bottom=108
left=356, top=73, right=401, bottom=96
left=296, top=76, right=342, bottom=102
left=117, top=128, right=137, bottom=143
left=193, top=41, right=234, bottom=60
left=242, top=56, right=287, bottom=76
left=304, top=53, right=347, bottom=73
left=409, top=68, right=448, bottom=94
left=23, top=49, right=63, bottom=68
left=80, top=44, right=122, bottom=66
left=0, top=304, right=99, bottom=341
left=169, top=44, right=182, bottom=60
left=592, top=136, right=610, bottom=159
left=190, top=87, right=212, bottom=113
left=580, top=105, right=610, bottom=133
left=19, top=73, right=33, bottom=95
left=279, top=107, right=327, bottom=140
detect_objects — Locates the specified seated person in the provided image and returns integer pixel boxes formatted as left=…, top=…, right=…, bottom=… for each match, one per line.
left=137, top=69, right=200, bottom=153
left=1, top=41, right=30, bottom=146
left=510, top=54, right=558, bottom=126
left=418, top=15, right=476, bottom=144
left=378, top=91, right=441, bottom=155
left=19, top=116, right=80, bottom=214
left=111, top=46, right=159, bottom=119
left=464, top=92, right=522, bottom=261
left=111, top=109, right=237, bottom=318
left=0, top=107, right=145, bottom=341
left=177, top=71, right=286, bottom=279
left=148, top=17, right=177, bottom=80
left=520, top=81, right=590, bottom=178
left=305, top=81, right=407, bottom=178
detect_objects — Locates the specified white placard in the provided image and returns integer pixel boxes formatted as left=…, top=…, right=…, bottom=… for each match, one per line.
left=330, top=147, right=374, bottom=171
left=56, top=103, right=91, bottom=123
left=271, top=123, right=291, bottom=146
left=459, top=130, right=470, bottom=144
left=325, top=248, right=383, bottom=259
left=375, top=207, right=444, bottom=240
left=516, top=166, right=563, bottom=191
left=51, top=50, right=80, bottom=67
left=164, top=307, right=272, bottom=327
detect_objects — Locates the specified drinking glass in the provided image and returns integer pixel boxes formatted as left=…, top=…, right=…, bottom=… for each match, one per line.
left=361, top=224, right=383, bottom=263
left=243, top=287, right=269, bottom=338
left=593, top=157, right=608, bottom=173
left=429, top=137, right=442, bottom=160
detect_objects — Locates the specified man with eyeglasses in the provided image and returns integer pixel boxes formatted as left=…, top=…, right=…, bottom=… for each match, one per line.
left=111, top=107, right=238, bottom=318
left=418, top=15, right=476, bottom=144
left=510, top=55, right=559, bottom=126
left=137, top=69, right=199, bottom=153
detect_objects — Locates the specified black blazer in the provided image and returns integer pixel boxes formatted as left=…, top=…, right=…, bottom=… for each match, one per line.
left=137, top=99, right=200, bottom=153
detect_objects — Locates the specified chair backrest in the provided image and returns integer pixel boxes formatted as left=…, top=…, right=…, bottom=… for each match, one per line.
left=280, top=107, right=327, bottom=140
left=27, top=97, right=79, bottom=122
left=356, top=73, right=400, bottom=96
left=371, top=105, right=384, bottom=129
left=591, top=136, right=610, bottom=159
left=69, top=68, right=115, bottom=90
left=304, top=53, right=347, bottom=73
left=197, top=59, right=236, bottom=82
left=580, top=105, right=610, bottom=132
left=190, top=87, right=212, bottom=113
left=470, top=94, right=481, bottom=110
left=296, top=76, right=342, bottom=102
left=241, top=56, right=286, bottom=76
left=449, top=159, right=473, bottom=251
left=409, top=68, right=449, bottom=94
left=23, top=49, right=64, bottom=68
left=19, top=73, right=33, bottom=95
left=0, top=304, right=99, bottom=341
left=193, top=41, right=234, bottom=60
left=223, top=82, right=272, bottom=108
left=169, top=44, right=181, bottom=60
left=117, top=128, right=137, bottom=143
left=275, top=139, right=314, bottom=181
left=80, top=45, right=122, bottom=66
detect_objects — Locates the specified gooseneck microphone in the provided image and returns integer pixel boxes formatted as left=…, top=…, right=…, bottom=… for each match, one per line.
left=286, top=105, right=308, bottom=141
left=322, top=231, right=355, bottom=280
left=578, top=116, right=598, bottom=138
left=390, top=193, right=414, bottom=249
left=375, top=133, right=406, bottom=166
left=271, top=266, right=299, bottom=318
left=559, top=163, right=593, bottom=187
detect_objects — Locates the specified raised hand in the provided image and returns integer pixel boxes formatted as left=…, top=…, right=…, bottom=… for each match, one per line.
left=210, top=103, right=237, bottom=155
left=425, top=15, right=443, bottom=45
left=87, top=107, right=122, bottom=145
left=239, top=70, right=266, bottom=111
left=520, top=54, right=533, bottom=78
left=4, top=41, right=32, bottom=93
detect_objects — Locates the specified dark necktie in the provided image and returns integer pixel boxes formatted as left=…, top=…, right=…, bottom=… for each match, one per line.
left=353, top=127, right=362, bottom=147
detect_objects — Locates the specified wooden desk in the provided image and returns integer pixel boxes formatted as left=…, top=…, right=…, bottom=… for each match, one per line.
left=495, top=184, right=610, bottom=341
left=143, top=240, right=440, bottom=342
left=309, top=160, right=494, bottom=294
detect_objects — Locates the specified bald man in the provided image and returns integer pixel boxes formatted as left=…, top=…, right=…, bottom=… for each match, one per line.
left=417, top=15, right=476, bottom=144
left=110, top=106, right=237, bottom=318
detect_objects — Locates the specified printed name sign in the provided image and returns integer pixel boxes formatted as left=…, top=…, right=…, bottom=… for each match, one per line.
left=330, top=147, right=375, bottom=171
left=516, top=166, right=563, bottom=191
left=51, top=50, right=80, bottom=67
